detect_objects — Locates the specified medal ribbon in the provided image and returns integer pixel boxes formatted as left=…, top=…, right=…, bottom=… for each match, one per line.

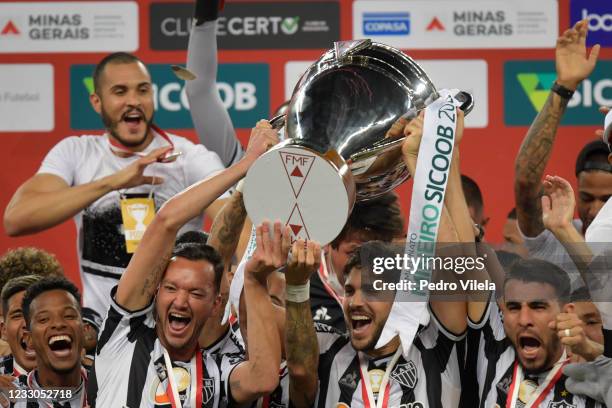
left=506, top=356, right=569, bottom=408
left=358, top=348, right=402, bottom=408
left=107, top=124, right=175, bottom=157
left=163, top=348, right=203, bottom=408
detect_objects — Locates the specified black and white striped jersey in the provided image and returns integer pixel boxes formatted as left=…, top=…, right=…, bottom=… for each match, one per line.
left=88, top=287, right=241, bottom=408
left=313, top=311, right=464, bottom=408
left=466, top=301, right=604, bottom=408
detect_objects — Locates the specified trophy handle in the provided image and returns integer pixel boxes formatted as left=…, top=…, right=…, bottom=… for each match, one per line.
left=348, top=90, right=473, bottom=164
left=269, top=114, right=286, bottom=130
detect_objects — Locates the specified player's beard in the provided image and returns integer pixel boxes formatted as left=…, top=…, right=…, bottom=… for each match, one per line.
left=101, top=105, right=154, bottom=148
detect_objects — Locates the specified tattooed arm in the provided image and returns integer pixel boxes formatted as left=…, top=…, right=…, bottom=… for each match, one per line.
left=115, top=126, right=277, bottom=311
left=514, top=19, right=599, bottom=237
left=199, top=189, right=249, bottom=347
left=207, top=190, right=248, bottom=270
left=285, top=240, right=321, bottom=408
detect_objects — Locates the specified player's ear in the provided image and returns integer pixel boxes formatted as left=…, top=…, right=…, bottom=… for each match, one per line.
left=90, top=92, right=102, bottom=115
left=563, top=302, right=575, bottom=314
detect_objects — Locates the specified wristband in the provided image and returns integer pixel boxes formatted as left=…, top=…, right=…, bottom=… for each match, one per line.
left=235, top=179, right=245, bottom=193
left=286, top=283, right=310, bottom=303
left=551, top=82, right=575, bottom=100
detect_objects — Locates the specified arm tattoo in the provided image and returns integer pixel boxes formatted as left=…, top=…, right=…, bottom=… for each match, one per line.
left=286, top=301, right=319, bottom=407
left=141, top=252, right=170, bottom=297
left=208, top=192, right=247, bottom=264
left=514, top=92, right=569, bottom=235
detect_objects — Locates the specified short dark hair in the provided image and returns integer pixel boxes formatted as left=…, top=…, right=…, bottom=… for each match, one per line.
left=0, top=247, right=64, bottom=298
left=331, top=192, right=404, bottom=248
left=504, top=259, right=571, bottom=303
left=343, top=241, right=403, bottom=280
left=461, top=174, right=484, bottom=216
left=575, top=140, right=612, bottom=176
left=171, top=243, right=223, bottom=293
left=22, top=277, right=81, bottom=329
left=93, top=52, right=146, bottom=93
left=175, top=230, right=210, bottom=246
left=1, top=275, right=43, bottom=317
left=569, top=286, right=592, bottom=303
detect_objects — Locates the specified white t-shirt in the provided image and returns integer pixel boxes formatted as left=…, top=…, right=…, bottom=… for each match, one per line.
left=518, top=220, right=584, bottom=290
left=37, top=130, right=225, bottom=316
left=586, top=198, right=612, bottom=246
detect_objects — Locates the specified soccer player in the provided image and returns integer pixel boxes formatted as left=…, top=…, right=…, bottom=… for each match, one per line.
left=88, top=124, right=282, bottom=407
left=0, top=275, right=43, bottom=379
left=285, top=110, right=472, bottom=408
left=4, top=51, right=229, bottom=318
left=514, top=19, right=608, bottom=287
left=13, top=276, right=87, bottom=407
left=466, top=259, right=603, bottom=407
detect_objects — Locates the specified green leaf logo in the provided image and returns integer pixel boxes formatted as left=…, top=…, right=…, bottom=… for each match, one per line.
left=83, top=77, right=94, bottom=94
left=516, top=72, right=556, bottom=112
left=281, top=17, right=299, bottom=35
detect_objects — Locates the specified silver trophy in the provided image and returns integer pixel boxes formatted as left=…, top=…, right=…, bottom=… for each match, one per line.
left=243, top=39, right=473, bottom=245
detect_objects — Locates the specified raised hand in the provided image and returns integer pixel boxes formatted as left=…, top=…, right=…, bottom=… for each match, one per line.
left=244, top=119, right=280, bottom=161
left=245, top=221, right=291, bottom=284
left=541, top=175, right=576, bottom=233
left=556, top=19, right=600, bottom=90
left=108, top=146, right=172, bottom=190
left=286, top=239, right=321, bottom=286
left=551, top=312, right=602, bottom=362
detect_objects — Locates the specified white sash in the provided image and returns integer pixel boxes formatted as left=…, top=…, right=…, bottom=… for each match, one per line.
left=376, top=90, right=462, bottom=355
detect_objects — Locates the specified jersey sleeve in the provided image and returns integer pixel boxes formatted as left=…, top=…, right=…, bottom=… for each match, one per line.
left=37, top=136, right=83, bottom=186
left=95, top=286, right=156, bottom=356
left=186, top=20, right=244, bottom=168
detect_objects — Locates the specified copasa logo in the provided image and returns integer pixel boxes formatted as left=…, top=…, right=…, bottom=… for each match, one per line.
left=504, top=61, right=612, bottom=126
left=362, top=12, right=410, bottom=35
left=570, top=0, right=612, bottom=46
left=70, top=64, right=269, bottom=130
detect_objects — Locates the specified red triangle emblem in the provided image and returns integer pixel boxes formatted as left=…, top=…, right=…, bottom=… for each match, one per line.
left=279, top=151, right=315, bottom=198
left=290, top=166, right=303, bottom=178
left=1, top=20, right=20, bottom=35
left=286, top=204, right=309, bottom=243
left=289, top=224, right=303, bottom=236
left=426, top=17, right=445, bottom=31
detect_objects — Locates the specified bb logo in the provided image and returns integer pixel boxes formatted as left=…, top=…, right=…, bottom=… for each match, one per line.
left=582, top=8, right=612, bottom=32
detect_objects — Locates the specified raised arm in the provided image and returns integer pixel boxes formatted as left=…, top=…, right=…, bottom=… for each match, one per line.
left=228, top=222, right=289, bottom=403
left=186, top=0, right=244, bottom=167
left=4, top=146, right=171, bottom=236
left=285, top=239, right=321, bottom=408
left=115, top=126, right=277, bottom=311
left=401, top=109, right=468, bottom=335
left=515, top=19, right=599, bottom=237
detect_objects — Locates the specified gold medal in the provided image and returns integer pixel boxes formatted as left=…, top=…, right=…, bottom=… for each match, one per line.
left=368, top=369, right=385, bottom=394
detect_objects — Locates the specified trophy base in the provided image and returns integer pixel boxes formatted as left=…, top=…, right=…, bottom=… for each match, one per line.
left=243, top=145, right=355, bottom=245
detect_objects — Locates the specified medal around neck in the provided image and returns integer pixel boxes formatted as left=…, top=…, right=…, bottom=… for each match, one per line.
left=244, top=39, right=473, bottom=245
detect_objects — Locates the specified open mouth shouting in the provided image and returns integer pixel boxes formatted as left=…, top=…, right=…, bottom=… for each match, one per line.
left=47, top=334, right=75, bottom=359
left=350, top=313, right=373, bottom=339
left=121, top=109, right=146, bottom=133
left=20, top=336, right=36, bottom=360
left=167, top=312, right=193, bottom=337
left=517, top=333, right=542, bottom=362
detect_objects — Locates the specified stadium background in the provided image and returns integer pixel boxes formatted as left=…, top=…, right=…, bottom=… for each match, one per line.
left=1, top=0, right=610, bottom=287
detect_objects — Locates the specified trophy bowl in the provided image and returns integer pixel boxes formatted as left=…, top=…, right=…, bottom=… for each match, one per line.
left=243, top=39, right=473, bottom=245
